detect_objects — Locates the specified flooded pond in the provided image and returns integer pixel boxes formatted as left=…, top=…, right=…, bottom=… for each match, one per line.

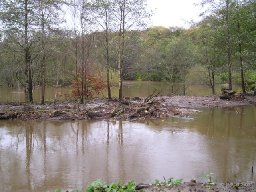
left=0, top=106, right=256, bottom=192
left=0, top=81, right=218, bottom=102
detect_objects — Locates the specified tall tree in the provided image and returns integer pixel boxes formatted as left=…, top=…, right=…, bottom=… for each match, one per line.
left=89, top=0, right=113, bottom=99
left=0, top=0, right=63, bottom=103
left=232, top=0, right=255, bottom=93
left=201, top=0, right=255, bottom=92
left=201, top=0, right=237, bottom=90
left=225, top=0, right=233, bottom=90
left=37, top=0, right=64, bottom=104
left=114, top=0, right=149, bottom=100
left=235, top=0, right=245, bottom=93
left=78, top=0, right=95, bottom=103
left=0, top=0, right=38, bottom=102
left=197, top=16, right=226, bottom=95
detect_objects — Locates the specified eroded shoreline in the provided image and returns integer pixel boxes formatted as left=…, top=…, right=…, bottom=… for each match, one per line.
left=143, top=180, right=256, bottom=192
left=0, top=95, right=255, bottom=121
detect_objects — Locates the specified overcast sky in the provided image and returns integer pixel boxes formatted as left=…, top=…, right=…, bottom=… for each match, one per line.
left=147, top=0, right=203, bottom=28
left=63, top=0, right=204, bottom=30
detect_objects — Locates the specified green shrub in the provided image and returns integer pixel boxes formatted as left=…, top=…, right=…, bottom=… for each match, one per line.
left=86, top=180, right=136, bottom=192
left=153, top=178, right=183, bottom=187
left=245, top=70, right=256, bottom=91
left=219, top=72, right=228, bottom=83
left=86, top=180, right=108, bottom=192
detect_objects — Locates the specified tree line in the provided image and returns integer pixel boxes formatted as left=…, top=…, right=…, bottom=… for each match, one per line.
left=0, top=0, right=255, bottom=103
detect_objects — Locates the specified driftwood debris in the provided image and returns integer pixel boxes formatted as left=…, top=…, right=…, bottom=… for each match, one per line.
left=220, top=88, right=236, bottom=100
left=135, top=184, right=150, bottom=190
left=144, top=90, right=161, bottom=104
left=0, top=112, right=17, bottom=120
left=1, top=95, right=254, bottom=121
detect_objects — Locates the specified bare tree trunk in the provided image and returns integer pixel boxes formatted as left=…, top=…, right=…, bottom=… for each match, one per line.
left=236, top=1, right=246, bottom=94
left=28, top=64, right=33, bottom=102
left=71, top=0, right=79, bottom=78
left=40, top=7, right=46, bottom=105
left=238, top=41, right=245, bottom=93
left=72, top=1, right=80, bottom=100
left=118, top=39, right=123, bottom=100
left=24, top=0, right=33, bottom=103
left=79, top=0, right=94, bottom=103
left=183, top=80, right=186, bottom=96
left=211, top=70, right=215, bottom=95
left=41, top=55, right=46, bottom=104
left=75, top=36, right=79, bottom=77
left=226, top=0, right=232, bottom=90
left=24, top=48, right=33, bottom=103
left=204, top=41, right=216, bottom=95
left=81, top=33, right=85, bottom=104
left=227, top=45, right=232, bottom=90
left=118, top=0, right=125, bottom=100
left=208, top=68, right=215, bottom=95
left=105, top=9, right=112, bottom=99
left=80, top=33, right=93, bottom=103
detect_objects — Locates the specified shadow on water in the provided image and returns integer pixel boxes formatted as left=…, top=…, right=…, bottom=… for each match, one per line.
left=0, top=106, right=256, bottom=191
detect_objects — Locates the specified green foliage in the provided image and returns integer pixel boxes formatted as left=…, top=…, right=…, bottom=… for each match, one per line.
left=205, top=173, right=215, bottom=185
left=153, top=178, right=183, bottom=188
left=54, top=189, right=62, bottom=192
left=86, top=180, right=108, bottom=192
left=0, top=0, right=255, bottom=100
left=203, top=173, right=216, bottom=190
left=134, top=73, right=143, bottom=81
left=86, top=180, right=136, bottom=192
left=219, top=73, right=229, bottom=83
left=245, top=70, right=256, bottom=91
left=186, top=65, right=209, bottom=85
left=138, top=27, right=197, bottom=83
left=53, top=180, right=136, bottom=192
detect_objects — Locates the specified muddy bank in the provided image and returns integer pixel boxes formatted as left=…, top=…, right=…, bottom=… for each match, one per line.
left=66, top=180, right=256, bottom=192
left=0, top=96, right=255, bottom=121
left=142, top=180, right=256, bottom=192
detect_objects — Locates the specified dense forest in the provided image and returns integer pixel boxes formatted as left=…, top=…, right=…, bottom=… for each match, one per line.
left=0, top=0, right=255, bottom=103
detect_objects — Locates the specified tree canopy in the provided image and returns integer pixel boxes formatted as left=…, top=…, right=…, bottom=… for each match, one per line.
left=0, top=0, right=255, bottom=102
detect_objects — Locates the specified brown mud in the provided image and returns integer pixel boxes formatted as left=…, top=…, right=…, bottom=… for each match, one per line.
left=0, top=95, right=255, bottom=121
left=142, top=180, right=256, bottom=192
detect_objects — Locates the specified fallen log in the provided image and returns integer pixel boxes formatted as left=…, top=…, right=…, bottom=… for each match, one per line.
left=0, top=112, right=18, bottom=120
left=144, top=89, right=160, bottom=104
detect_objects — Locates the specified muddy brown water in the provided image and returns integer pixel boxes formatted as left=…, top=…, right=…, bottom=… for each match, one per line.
left=0, top=106, right=256, bottom=192
left=0, top=81, right=220, bottom=102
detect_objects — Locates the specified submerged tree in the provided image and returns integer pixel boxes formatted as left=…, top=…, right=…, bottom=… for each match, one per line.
left=201, top=0, right=236, bottom=90
left=89, top=0, right=114, bottom=99
left=197, top=16, right=226, bottom=95
left=233, top=0, right=256, bottom=93
left=72, top=0, right=96, bottom=104
left=0, top=0, right=37, bottom=102
left=201, top=0, right=255, bottom=92
left=37, top=0, right=64, bottom=104
left=114, top=0, right=149, bottom=100
left=0, top=0, right=64, bottom=103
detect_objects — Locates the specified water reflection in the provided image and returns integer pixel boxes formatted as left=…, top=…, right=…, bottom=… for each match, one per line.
left=186, top=107, right=256, bottom=182
left=0, top=107, right=256, bottom=192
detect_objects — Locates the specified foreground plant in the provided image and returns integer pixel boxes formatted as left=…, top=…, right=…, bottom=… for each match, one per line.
left=88, top=180, right=137, bottom=192
left=54, top=180, right=137, bottom=192
left=153, top=177, right=183, bottom=188
left=54, top=178, right=184, bottom=192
